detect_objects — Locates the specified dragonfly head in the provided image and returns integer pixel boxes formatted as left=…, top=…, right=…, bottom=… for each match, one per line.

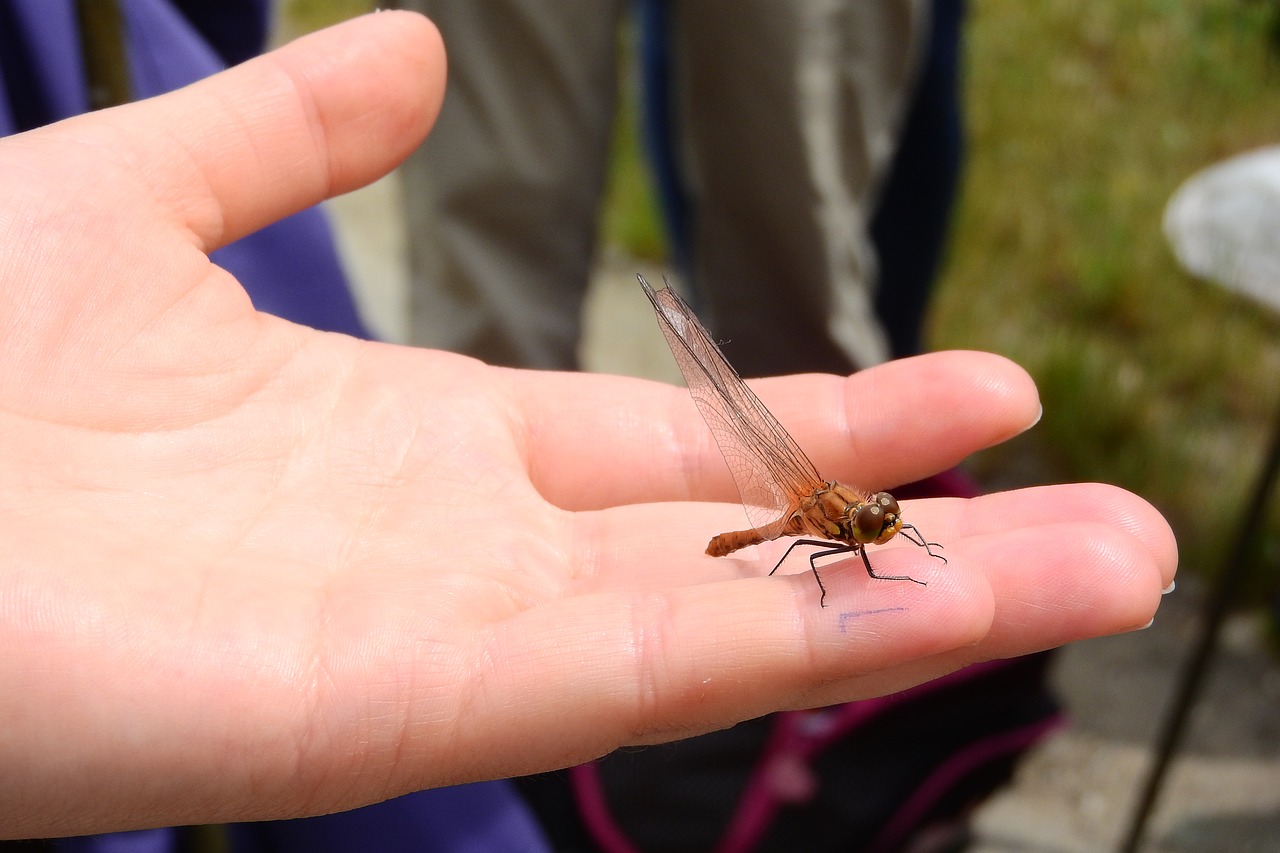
left=850, top=491, right=904, bottom=545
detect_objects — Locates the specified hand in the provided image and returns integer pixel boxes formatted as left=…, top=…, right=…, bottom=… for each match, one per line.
left=0, top=11, right=1176, bottom=838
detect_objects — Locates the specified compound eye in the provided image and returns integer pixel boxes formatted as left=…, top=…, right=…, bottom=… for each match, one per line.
left=873, top=492, right=900, bottom=518
left=853, top=503, right=885, bottom=542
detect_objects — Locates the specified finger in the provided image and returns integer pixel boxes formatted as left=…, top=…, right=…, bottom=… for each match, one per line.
left=420, top=561, right=996, bottom=785
left=794, top=516, right=1170, bottom=708
left=43, top=11, right=445, bottom=251
left=566, top=482, right=1176, bottom=616
left=559, top=503, right=1164, bottom=733
left=515, top=351, right=1040, bottom=510
left=896, top=482, right=1178, bottom=591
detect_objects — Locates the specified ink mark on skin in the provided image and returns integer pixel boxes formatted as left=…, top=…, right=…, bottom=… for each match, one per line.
left=839, top=607, right=908, bottom=632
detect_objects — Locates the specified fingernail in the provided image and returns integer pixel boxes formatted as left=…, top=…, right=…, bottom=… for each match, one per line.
left=1026, top=404, right=1043, bottom=430
left=1138, top=617, right=1155, bottom=630
left=1162, top=580, right=1176, bottom=595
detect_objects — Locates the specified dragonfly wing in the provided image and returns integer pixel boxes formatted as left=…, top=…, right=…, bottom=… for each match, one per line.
left=689, top=390, right=792, bottom=537
left=641, top=275, right=823, bottom=540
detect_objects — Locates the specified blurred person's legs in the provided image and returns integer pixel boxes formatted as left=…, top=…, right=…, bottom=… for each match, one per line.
left=872, top=0, right=967, bottom=359
left=400, top=0, right=627, bottom=368
left=668, top=0, right=931, bottom=376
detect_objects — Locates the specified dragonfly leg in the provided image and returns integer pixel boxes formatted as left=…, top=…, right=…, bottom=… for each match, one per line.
left=769, top=539, right=926, bottom=606
left=899, top=523, right=948, bottom=565
left=769, top=539, right=857, bottom=607
left=859, top=546, right=928, bottom=587
left=767, top=538, right=851, bottom=576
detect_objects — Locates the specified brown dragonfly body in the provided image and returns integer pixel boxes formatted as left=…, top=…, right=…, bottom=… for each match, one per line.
left=641, top=275, right=944, bottom=605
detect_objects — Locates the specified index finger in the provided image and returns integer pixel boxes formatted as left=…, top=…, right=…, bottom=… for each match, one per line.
left=513, top=350, right=1041, bottom=510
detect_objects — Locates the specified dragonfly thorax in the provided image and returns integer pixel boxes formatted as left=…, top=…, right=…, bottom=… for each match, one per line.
left=795, top=483, right=905, bottom=546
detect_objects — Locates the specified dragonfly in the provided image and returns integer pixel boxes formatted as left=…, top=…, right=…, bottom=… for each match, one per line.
left=640, top=275, right=945, bottom=606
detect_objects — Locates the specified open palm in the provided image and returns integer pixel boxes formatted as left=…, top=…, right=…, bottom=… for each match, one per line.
left=0, top=12, right=1176, bottom=838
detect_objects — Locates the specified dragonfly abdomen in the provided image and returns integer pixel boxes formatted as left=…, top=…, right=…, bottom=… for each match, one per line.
left=706, top=529, right=768, bottom=557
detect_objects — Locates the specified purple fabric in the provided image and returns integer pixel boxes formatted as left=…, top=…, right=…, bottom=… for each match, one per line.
left=0, top=0, right=85, bottom=129
left=57, top=829, right=177, bottom=853
left=231, top=784, right=553, bottom=853
left=2, top=2, right=551, bottom=850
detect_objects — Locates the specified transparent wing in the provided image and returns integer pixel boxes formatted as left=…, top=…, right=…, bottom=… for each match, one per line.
left=641, top=275, right=826, bottom=538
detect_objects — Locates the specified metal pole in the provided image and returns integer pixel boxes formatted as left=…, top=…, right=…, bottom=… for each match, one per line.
left=75, top=0, right=133, bottom=110
left=1119, top=397, right=1280, bottom=852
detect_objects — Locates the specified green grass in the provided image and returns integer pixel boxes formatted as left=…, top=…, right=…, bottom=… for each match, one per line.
left=599, top=55, right=667, bottom=263
left=284, top=1, right=1280, bottom=598
left=595, top=0, right=1280, bottom=597
left=927, top=0, right=1280, bottom=597
left=278, top=0, right=371, bottom=34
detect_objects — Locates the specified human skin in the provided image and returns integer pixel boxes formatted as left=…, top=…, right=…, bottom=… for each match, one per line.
left=0, top=11, right=1175, bottom=838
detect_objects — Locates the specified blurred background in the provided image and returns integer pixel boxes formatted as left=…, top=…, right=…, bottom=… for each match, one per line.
left=286, top=0, right=1280, bottom=609
left=278, top=1, right=1280, bottom=850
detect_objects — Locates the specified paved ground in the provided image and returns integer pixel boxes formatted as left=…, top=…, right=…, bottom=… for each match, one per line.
left=326, top=173, right=1280, bottom=852
left=972, top=581, right=1280, bottom=852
